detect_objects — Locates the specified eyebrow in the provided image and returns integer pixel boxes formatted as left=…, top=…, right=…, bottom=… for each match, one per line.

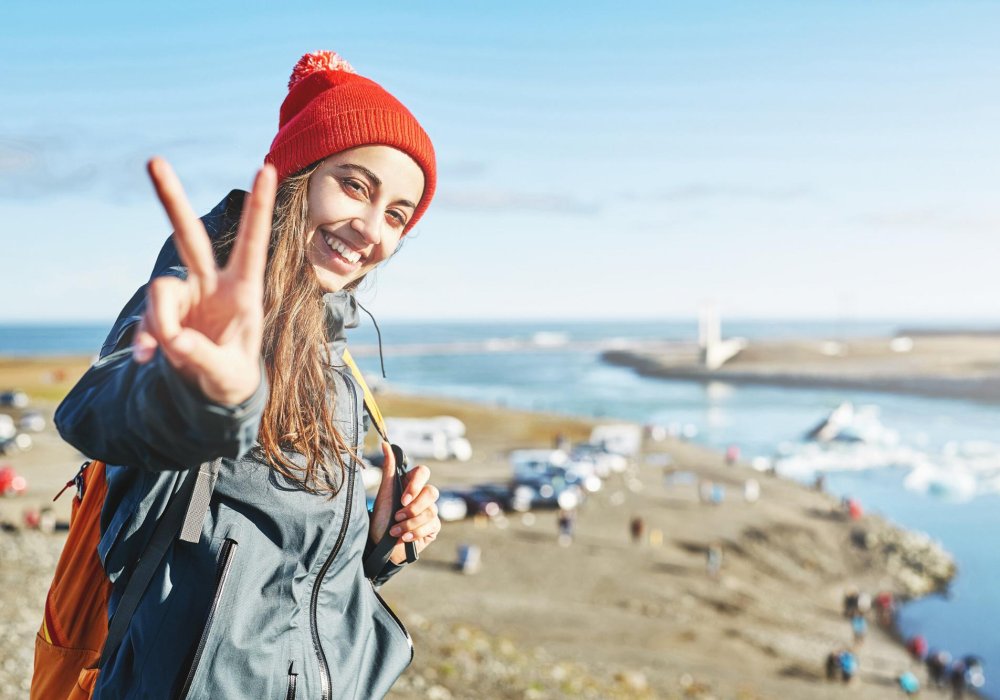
left=336, top=163, right=418, bottom=210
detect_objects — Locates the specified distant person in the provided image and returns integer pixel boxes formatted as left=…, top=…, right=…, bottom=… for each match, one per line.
left=725, top=445, right=740, bottom=465
left=926, top=649, right=952, bottom=688
left=706, top=544, right=723, bottom=579
left=629, top=515, right=645, bottom=544
left=906, top=634, right=928, bottom=663
left=897, top=670, right=920, bottom=696
left=839, top=649, right=858, bottom=684
left=851, top=613, right=868, bottom=645
left=843, top=588, right=860, bottom=618
left=710, top=483, right=725, bottom=505
left=856, top=591, right=871, bottom=615
left=963, top=656, right=986, bottom=693
left=874, top=590, right=895, bottom=626
left=950, top=659, right=968, bottom=698
left=743, top=478, right=760, bottom=503
left=847, top=497, right=864, bottom=520
left=553, top=432, right=569, bottom=451
left=557, top=508, right=576, bottom=546
left=456, top=543, right=482, bottom=575
left=814, top=474, right=826, bottom=492
left=825, top=651, right=839, bottom=681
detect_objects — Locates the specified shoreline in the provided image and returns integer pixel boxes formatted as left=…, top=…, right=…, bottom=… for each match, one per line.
left=603, top=334, right=1000, bottom=405
left=604, top=349, right=1000, bottom=404
left=0, top=356, right=974, bottom=698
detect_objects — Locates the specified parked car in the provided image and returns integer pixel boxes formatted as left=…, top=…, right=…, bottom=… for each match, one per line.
left=18, top=410, right=46, bottom=433
left=571, top=442, right=628, bottom=476
left=385, top=417, right=473, bottom=462
left=0, top=390, right=29, bottom=408
left=512, top=477, right=583, bottom=511
left=436, top=489, right=469, bottom=522
left=459, top=483, right=512, bottom=517
left=0, top=415, right=15, bottom=441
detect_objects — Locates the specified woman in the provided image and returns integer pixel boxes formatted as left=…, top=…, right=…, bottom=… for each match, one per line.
left=53, top=50, right=442, bottom=699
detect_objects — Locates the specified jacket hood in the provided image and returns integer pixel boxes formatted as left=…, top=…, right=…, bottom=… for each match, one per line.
left=148, top=189, right=358, bottom=352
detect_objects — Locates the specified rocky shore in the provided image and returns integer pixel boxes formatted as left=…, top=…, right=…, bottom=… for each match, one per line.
left=0, top=358, right=963, bottom=699
left=603, top=334, right=1000, bottom=403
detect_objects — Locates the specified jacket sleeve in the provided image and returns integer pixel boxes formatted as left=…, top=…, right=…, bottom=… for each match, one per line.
left=363, top=533, right=408, bottom=587
left=54, top=275, right=268, bottom=471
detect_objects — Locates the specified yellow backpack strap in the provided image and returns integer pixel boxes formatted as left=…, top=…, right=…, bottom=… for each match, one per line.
left=344, top=347, right=418, bottom=568
left=342, top=348, right=389, bottom=443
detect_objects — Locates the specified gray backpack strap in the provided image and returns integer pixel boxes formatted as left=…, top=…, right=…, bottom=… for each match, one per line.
left=98, top=459, right=221, bottom=670
left=180, top=459, right=221, bottom=543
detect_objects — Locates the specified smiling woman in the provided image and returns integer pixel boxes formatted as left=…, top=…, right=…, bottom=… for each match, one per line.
left=34, top=51, right=443, bottom=700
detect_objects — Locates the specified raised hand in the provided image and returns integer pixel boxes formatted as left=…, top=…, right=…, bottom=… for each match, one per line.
left=370, top=442, right=441, bottom=564
left=132, top=158, right=278, bottom=406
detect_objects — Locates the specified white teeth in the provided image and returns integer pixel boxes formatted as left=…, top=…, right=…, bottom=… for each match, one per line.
left=322, top=232, right=361, bottom=264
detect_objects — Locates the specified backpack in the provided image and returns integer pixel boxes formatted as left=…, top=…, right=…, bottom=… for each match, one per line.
left=31, top=349, right=412, bottom=699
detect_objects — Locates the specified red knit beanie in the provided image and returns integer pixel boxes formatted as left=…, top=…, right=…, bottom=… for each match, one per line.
left=265, top=51, right=436, bottom=233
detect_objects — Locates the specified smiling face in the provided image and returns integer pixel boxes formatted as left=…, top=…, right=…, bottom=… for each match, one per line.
left=304, top=145, right=426, bottom=293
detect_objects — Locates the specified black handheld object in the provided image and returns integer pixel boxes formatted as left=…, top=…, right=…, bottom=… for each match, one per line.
left=362, top=443, right=418, bottom=579
left=390, top=444, right=419, bottom=564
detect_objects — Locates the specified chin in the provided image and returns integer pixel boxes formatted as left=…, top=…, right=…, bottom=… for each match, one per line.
left=313, top=268, right=349, bottom=294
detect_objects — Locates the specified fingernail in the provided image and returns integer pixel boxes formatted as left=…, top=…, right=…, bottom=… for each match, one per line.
left=390, top=527, right=401, bottom=537
left=395, top=511, right=406, bottom=521
left=402, top=533, right=414, bottom=542
left=401, top=495, right=413, bottom=507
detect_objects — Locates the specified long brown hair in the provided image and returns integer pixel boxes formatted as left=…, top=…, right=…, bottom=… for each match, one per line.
left=221, top=162, right=355, bottom=495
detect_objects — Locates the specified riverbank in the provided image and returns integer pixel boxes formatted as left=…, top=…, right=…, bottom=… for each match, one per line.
left=0, top=357, right=962, bottom=698
left=603, top=334, right=1000, bottom=404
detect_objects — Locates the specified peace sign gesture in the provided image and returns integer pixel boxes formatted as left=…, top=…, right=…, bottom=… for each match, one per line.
left=132, top=158, right=278, bottom=406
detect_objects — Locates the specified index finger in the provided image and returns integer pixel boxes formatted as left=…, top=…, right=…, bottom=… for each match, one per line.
left=401, top=465, right=430, bottom=507
left=227, top=165, right=277, bottom=282
left=147, top=158, right=218, bottom=283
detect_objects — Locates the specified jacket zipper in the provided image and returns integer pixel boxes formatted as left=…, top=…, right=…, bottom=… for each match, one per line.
left=285, top=661, right=298, bottom=700
left=311, top=370, right=359, bottom=700
left=369, top=580, right=414, bottom=661
left=179, top=537, right=238, bottom=698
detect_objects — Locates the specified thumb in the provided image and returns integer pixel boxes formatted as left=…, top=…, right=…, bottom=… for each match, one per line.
left=161, top=328, right=241, bottom=403
left=375, top=442, right=396, bottom=506
left=371, top=442, right=396, bottom=538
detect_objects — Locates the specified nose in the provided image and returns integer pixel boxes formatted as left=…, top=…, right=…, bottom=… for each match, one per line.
left=350, top=209, right=382, bottom=246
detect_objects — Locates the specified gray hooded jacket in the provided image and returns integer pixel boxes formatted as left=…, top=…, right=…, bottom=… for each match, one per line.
left=55, top=191, right=412, bottom=700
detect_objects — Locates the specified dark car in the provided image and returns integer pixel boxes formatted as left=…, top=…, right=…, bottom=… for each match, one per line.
left=459, top=483, right=513, bottom=517
left=511, top=474, right=584, bottom=511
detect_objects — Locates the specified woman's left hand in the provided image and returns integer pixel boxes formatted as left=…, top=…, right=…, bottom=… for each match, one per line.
left=370, top=442, right=441, bottom=564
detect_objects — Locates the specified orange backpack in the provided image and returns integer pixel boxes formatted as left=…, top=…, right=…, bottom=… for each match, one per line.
left=31, top=460, right=110, bottom=698
left=31, top=458, right=219, bottom=699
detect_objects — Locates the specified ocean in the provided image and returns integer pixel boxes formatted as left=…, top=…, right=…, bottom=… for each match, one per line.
left=2, top=319, right=997, bottom=696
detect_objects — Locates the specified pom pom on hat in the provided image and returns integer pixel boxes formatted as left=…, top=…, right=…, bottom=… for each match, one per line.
left=266, top=50, right=437, bottom=233
left=288, top=50, right=356, bottom=89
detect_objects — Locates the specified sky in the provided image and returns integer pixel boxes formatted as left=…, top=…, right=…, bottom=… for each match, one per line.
left=2, top=1, right=999, bottom=322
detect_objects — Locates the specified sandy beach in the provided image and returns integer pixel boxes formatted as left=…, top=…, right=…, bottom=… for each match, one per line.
left=0, top=357, right=960, bottom=699
left=604, top=334, right=1000, bottom=404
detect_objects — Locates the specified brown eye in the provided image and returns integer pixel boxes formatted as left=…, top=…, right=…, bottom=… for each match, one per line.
left=386, top=210, right=406, bottom=228
left=341, top=178, right=367, bottom=198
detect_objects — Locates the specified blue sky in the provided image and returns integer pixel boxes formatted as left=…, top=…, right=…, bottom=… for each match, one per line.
left=2, top=1, right=999, bottom=322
